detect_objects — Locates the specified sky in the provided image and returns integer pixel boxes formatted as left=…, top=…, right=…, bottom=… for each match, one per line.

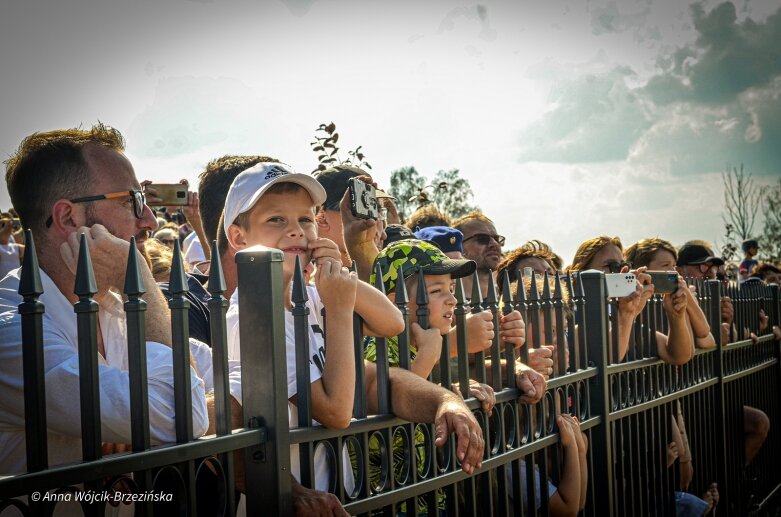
left=1, top=0, right=779, bottom=264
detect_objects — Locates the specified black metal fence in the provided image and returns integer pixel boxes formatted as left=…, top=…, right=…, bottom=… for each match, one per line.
left=1, top=233, right=779, bottom=516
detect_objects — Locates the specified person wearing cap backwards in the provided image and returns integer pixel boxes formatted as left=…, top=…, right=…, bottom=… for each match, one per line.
left=739, top=239, right=760, bottom=285
left=314, top=164, right=389, bottom=282
left=222, top=163, right=486, bottom=491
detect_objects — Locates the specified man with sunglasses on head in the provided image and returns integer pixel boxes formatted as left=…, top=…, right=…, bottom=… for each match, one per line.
left=453, top=211, right=505, bottom=300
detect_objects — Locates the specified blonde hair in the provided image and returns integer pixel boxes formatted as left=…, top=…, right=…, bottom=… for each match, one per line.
left=567, top=236, right=623, bottom=272
left=144, top=238, right=189, bottom=282
left=496, top=241, right=562, bottom=283
left=624, top=238, right=677, bottom=268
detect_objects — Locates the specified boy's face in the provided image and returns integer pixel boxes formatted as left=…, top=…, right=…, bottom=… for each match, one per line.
left=230, top=188, right=318, bottom=278
left=406, top=273, right=458, bottom=335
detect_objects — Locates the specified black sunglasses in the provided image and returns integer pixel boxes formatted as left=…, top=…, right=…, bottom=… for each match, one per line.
left=463, top=233, right=505, bottom=247
left=45, top=190, right=146, bottom=228
left=606, top=260, right=632, bottom=273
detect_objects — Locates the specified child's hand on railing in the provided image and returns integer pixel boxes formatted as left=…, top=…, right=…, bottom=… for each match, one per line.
left=514, top=360, right=547, bottom=404
left=528, top=346, right=554, bottom=379
left=463, top=311, right=495, bottom=352
left=469, top=381, right=496, bottom=416
left=409, top=322, right=442, bottom=377
left=499, top=310, right=526, bottom=349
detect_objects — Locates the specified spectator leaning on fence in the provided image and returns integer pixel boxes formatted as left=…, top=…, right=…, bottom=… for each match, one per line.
left=222, top=164, right=486, bottom=490
left=494, top=244, right=562, bottom=378
left=0, top=124, right=222, bottom=473
left=566, top=236, right=655, bottom=363
left=625, top=237, right=716, bottom=352
left=0, top=126, right=360, bottom=516
left=411, top=226, right=529, bottom=371
left=676, top=240, right=770, bottom=469
left=365, top=239, right=496, bottom=404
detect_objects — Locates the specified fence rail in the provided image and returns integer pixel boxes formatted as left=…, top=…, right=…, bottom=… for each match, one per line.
left=1, top=234, right=779, bottom=516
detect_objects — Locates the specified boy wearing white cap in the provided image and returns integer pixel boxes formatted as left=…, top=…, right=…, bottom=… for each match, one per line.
left=222, top=162, right=404, bottom=491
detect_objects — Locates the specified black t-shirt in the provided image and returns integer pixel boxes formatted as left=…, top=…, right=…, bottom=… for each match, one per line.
left=159, top=272, right=212, bottom=346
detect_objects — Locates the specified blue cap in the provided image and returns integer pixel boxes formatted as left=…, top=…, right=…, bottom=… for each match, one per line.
left=414, top=226, right=464, bottom=254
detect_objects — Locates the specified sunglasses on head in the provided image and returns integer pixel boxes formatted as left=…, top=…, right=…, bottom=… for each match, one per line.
left=606, top=261, right=632, bottom=273
left=463, top=233, right=505, bottom=247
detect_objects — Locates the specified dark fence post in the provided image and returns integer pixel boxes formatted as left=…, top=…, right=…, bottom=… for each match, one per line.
left=580, top=270, right=613, bottom=516
left=18, top=230, right=48, bottom=478
left=73, top=234, right=103, bottom=517
left=124, top=237, right=153, bottom=515
left=206, top=241, right=236, bottom=513
left=708, top=279, right=729, bottom=513
left=236, top=246, right=291, bottom=516
left=169, top=241, right=197, bottom=514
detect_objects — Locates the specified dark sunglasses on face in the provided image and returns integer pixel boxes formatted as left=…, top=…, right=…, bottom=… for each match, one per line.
left=606, top=261, right=632, bottom=273
left=45, top=190, right=147, bottom=228
left=463, top=233, right=505, bottom=247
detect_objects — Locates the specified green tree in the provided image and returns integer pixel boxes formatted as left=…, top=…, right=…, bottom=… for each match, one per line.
left=388, top=166, right=478, bottom=221
left=388, top=166, right=426, bottom=221
left=761, top=177, right=781, bottom=262
left=428, top=169, right=478, bottom=219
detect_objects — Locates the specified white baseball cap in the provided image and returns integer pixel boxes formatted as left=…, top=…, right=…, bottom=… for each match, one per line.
left=222, top=162, right=326, bottom=236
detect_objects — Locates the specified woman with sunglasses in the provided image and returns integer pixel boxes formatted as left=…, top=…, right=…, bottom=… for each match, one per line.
left=567, top=236, right=694, bottom=365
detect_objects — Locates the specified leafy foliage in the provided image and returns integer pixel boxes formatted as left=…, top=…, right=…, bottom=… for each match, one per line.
left=760, top=177, right=781, bottom=262
left=388, top=166, right=478, bottom=221
left=310, top=122, right=372, bottom=174
left=720, top=223, right=739, bottom=263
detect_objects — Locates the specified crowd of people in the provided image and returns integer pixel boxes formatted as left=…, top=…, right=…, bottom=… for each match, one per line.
left=0, top=123, right=779, bottom=516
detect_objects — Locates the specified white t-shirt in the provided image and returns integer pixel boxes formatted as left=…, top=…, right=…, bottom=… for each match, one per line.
left=0, top=242, right=21, bottom=280
left=183, top=232, right=206, bottom=267
left=226, top=285, right=354, bottom=493
left=0, top=268, right=244, bottom=474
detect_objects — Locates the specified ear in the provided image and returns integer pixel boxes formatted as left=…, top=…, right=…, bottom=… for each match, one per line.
left=386, top=291, right=396, bottom=304
left=316, top=209, right=329, bottom=230
left=50, top=200, right=82, bottom=238
left=227, top=223, right=247, bottom=251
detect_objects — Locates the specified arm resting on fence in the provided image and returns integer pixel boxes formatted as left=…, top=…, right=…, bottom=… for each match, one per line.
left=354, top=280, right=405, bottom=337
left=684, top=285, right=716, bottom=349
left=364, top=361, right=485, bottom=475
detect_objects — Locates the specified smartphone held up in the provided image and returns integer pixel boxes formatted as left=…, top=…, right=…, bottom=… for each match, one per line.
left=145, top=184, right=189, bottom=206
left=348, top=178, right=379, bottom=220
